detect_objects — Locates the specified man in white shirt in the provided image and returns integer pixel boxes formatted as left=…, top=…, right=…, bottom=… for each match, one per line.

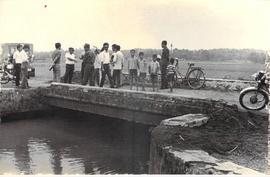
left=13, top=44, right=28, bottom=87
left=63, top=47, right=77, bottom=84
left=99, top=42, right=113, bottom=88
left=112, top=44, right=124, bottom=88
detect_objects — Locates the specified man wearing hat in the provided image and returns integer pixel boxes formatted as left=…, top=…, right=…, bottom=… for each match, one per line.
left=63, top=47, right=77, bottom=84
left=13, top=44, right=28, bottom=87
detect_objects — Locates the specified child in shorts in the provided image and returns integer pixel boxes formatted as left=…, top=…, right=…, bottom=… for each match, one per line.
left=167, top=58, right=176, bottom=92
left=148, top=54, right=160, bottom=92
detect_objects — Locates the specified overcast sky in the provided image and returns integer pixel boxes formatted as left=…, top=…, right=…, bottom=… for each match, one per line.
left=1, top=0, right=270, bottom=51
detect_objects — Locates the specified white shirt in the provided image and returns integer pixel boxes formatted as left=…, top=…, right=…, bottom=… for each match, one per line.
left=94, top=54, right=101, bottom=69
left=99, top=50, right=111, bottom=64
left=65, top=52, right=76, bottom=65
left=13, top=50, right=28, bottom=64
left=112, top=51, right=124, bottom=70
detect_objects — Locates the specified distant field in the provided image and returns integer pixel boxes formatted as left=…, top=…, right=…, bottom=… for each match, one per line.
left=33, top=59, right=263, bottom=82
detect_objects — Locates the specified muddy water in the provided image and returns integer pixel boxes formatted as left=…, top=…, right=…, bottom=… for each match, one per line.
left=0, top=111, right=151, bottom=174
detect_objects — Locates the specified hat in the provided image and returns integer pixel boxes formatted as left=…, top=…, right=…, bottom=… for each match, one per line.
left=157, top=55, right=161, bottom=59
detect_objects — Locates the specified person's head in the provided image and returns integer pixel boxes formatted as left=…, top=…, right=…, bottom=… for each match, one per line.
left=55, top=42, right=61, bottom=49
left=139, top=52, right=144, bottom=59
left=112, top=44, right=117, bottom=52
left=69, top=47, right=74, bottom=54
left=23, top=44, right=30, bottom=52
left=152, top=54, right=157, bottom=61
left=17, top=44, right=23, bottom=51
left=157, top=54, right=161, bottom=62
left=170, top=57, right=175, bottom=64
left=130, top=49, right=135, bottom=57
left=103, top=42, right=109, bottom=51
left=161, top=40, right=167, bottom=49
left=84, top=43, right=90, bottom=52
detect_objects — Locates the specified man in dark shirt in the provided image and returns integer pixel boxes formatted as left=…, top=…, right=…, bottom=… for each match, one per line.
left=51, top=43, right=62, bottom=82
left=160, top=40, right=170, bottom=89
left=80, top=43, right=95, bottom=86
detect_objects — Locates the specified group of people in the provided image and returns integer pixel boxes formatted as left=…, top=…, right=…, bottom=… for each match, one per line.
left=11, top=44, right=33, bottom=89
left=50, top=40, right=177, bottom=92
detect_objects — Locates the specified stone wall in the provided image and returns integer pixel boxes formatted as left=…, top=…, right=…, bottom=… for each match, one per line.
left=41, top=83, right=238, bottom=125
left=149, top=114, right=267, bottom=174
left=0, top=88, right=50, bottom=118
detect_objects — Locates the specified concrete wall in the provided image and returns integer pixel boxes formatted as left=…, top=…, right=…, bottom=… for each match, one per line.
left=0, top=88, right=50, bottom=118
left=149, top=114, right=266, bottom=174
left=41, top=83, right=237, bottom=125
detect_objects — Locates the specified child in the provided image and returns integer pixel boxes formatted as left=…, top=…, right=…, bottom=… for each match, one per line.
left=148, top=54, right=160, bottom=92
left=167, top=58, right=176, bottom=92
left=138, top=52, right=148, bottom=91
left=127, top=49, right=139, bottom=90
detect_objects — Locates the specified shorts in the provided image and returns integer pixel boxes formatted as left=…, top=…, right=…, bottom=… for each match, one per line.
left=167, top=73, right=175, bottom=82
left=150, top=74, right=158, bottom=83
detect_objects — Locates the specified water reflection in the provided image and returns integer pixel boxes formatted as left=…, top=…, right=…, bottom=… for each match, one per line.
left=0, top=110, right=151, bottom=174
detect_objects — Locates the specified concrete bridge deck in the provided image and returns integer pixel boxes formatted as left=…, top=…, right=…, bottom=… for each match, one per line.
left=38, top=82, right=264, bottom=125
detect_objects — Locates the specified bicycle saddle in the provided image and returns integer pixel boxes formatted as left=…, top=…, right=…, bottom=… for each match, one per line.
left=188, top=63, right=195, bottom=66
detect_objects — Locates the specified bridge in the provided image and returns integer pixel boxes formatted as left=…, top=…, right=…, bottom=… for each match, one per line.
left=39, top=83, right=243, bottom=125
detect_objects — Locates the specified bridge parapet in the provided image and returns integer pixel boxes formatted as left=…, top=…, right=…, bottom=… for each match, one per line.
left=41, top=83, right=237, bottom=125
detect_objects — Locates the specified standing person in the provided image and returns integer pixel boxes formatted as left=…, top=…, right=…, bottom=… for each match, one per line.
left=100, top=43, right=113, bottom=88
left=149, top=54, right=160, bottom=92
left=160, top=40, right=170, bottom=89
left=94, top=48, right=101, bottom=86
left=167, top=58, right=177, bottom=92
left=128, top=49, right=139, bottom=90
left=138, top=52, right=148, bottom=91
left=50, top=42, right=62, bottom=82
left=21, top=45, right=31, bottom=89
left=81, top=43, right=95, bottom=86
left=63, top=47, right=77, bottom=84
left=13, top=44, right=27, bottom=87
left=112, top=44, right=124, bottom=88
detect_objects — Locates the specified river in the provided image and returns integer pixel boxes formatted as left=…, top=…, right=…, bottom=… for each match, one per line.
left=0, top=110, right=151, bottom=174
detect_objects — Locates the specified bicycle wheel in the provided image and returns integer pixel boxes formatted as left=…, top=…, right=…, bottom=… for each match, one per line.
left=0, top=71, right=9, bottom=84
left=187, top=68, right=205, bottom=89
left=239, top=88, right=268, bottom=110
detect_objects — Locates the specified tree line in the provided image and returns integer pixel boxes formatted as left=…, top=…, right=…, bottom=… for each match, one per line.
left=34, top=48, right=266, bottom=63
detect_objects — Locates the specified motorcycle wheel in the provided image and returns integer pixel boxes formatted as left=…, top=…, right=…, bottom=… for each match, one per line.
left=239, top=89, right=269, bottom=110
left=0, top=71, right=9, bottom=84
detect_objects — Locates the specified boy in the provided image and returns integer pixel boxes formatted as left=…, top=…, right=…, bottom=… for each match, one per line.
left=167, top=58, right=176, bottom=92
left=138, top=52, right=147, bottom=91
left=63, top=47, right=77, bottom=84
left=148, top=54, right=160, bottom=92
left=112, top=44, right=124, bottom=88
left=127, top=49, right=139, bottom=90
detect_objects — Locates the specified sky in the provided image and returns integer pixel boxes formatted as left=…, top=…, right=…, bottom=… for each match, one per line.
left=1, top=0, right=270, bottom=51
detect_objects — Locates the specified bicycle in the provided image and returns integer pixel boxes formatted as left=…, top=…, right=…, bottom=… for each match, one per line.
left=0, top=62, right=16, bottom=84
left=173, top=58, right=206, bottom=89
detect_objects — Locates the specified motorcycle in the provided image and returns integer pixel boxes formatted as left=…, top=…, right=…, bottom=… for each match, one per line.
left=0, top=63, right=15, bottom=84
left=239, top=71, right=269, bottom=110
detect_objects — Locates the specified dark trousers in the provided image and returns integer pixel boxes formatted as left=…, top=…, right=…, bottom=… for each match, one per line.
left=81, top=62, right=85, bottom=84
left=161, top=64, right=168, bottom=89
left=82, top=64, right=95, bottom=86
left=94, top=68, right=100, bottom=86
left=113, top=70, right=121, bottom=88
left=64, top=64, right=74, bottom=84
left=14, top=63, right=21, bottom=86
left=100, top=64, right=113, bottom=87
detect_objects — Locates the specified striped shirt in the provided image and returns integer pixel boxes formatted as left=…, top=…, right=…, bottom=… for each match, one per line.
left=167, top=64, right=176, bottom=75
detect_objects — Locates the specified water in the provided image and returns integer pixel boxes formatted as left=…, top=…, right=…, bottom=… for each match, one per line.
left=0, top=111, right=151, bottom=174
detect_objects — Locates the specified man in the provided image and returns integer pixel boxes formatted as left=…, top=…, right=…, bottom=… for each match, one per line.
left=51, top=42, right=62, bottom=82
left=99, top=43, right=113, bottom=88
left=21, top=45, right=31, bottom=88
left=63, top=47, right=77, bottom=84
left=160, top=40, right=170, bottom=89
left=127, top=49, right=139, bottom=90
left=112, top=44, right=124, bottom=88
left=13, top=44, right=28, bottom=87
left=81, top=43, right=95, bottom=86
left=94, top=48, right=101, bottom=86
